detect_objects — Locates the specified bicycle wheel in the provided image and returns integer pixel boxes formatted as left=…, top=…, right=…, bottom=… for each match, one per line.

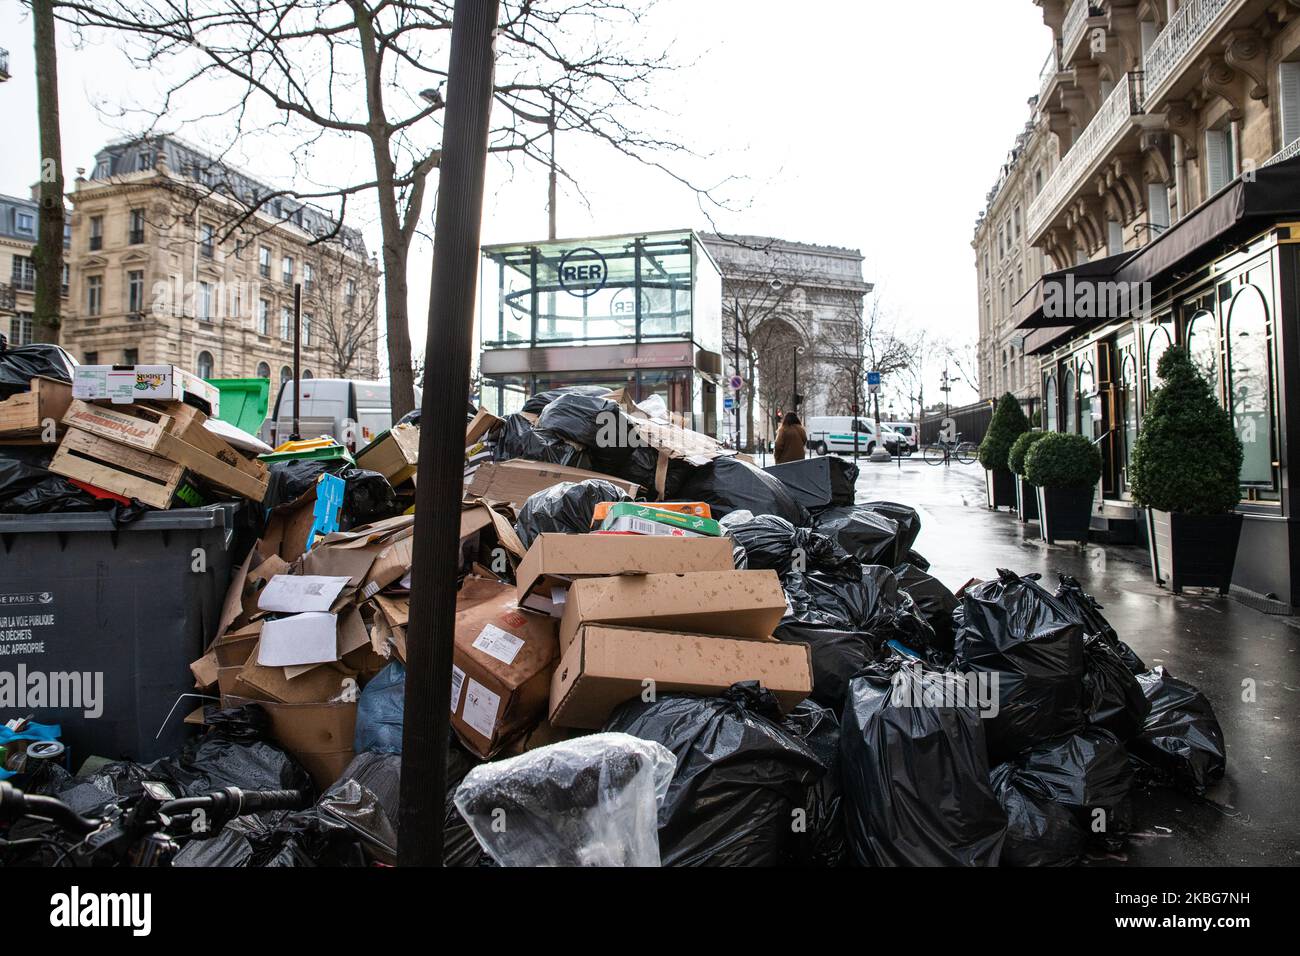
left=955, top=442, right=979, bottom=464
left=922, top=444, right=947, bottom=465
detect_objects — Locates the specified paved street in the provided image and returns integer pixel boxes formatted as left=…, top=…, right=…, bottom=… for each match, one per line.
left=842, top=454, right=1300, bottom=866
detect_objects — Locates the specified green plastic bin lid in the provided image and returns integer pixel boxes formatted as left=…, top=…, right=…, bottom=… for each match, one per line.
left=209, top=377, right=270, bottom=436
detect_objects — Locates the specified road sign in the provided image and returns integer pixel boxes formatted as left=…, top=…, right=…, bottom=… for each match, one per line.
left=728, top=375, right=743, bottom=391
left=867, top=370, right=881, bottom=395
left=724, top=396, right=735, bottom=410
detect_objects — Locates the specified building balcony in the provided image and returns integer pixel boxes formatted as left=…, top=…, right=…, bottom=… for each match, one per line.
left=1142, top=0, right=1246, bottom=111
left=1028, top=71, right=1147, bottom=244
left=1061, top=0, right=1105, bottom=66
left=1039, top=42, right=1064, bottom=104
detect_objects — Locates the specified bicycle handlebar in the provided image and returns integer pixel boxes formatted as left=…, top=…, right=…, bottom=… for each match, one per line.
left=0, top=781, right=102, bottom=835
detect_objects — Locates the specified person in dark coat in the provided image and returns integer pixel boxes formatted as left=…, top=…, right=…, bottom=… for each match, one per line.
left=774, top=411, right=807, bottom=464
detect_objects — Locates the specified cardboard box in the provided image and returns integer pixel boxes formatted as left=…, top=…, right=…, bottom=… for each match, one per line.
left=590, top=500, right=711, bottom=524
left=465, top=407, right=503, bottom=447
left=451, top=578, right=559, bottom=758
left=515, top=533, right=736, bottom=616
left=598, top=502, right=722, bottom=537
left=356, top=422, right=421, bottom=486
left=558, top=569, right=787, bottom=653
left=0, top=376, right=73, bottom=437
left=225, top=695, right=356, bottom=790
left=73, top=363, right=221, bottom=414
left=549, top=624, right=813, bottom=729
left=466, top=459, right=639, bottom=508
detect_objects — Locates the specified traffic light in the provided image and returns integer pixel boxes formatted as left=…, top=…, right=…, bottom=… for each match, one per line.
left=794, top=393, right=803, bottom=409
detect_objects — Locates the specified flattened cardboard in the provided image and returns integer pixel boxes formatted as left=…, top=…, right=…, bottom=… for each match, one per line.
left=549, top=624, right=813, bottom=729
left=466, top=459, right=639, bottom=508
left=515, top=533, right=736, bottom=615
left=558, top=569, right=787, bottom=653
left=235, top=640, right=356, bottom=704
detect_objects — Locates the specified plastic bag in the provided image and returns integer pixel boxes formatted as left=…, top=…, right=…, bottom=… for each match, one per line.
left=954, top=569, right=1085, bottom=762
left=841, top=661, right=1007, bottom=866
left=535, top=393, right=621, bottom=449
left=1129, top=666, right=1226, bottom=794
left=148, top=704, right=315, bottom=797
left=0, top=342, right=75, bottom=398
left=674, top=455, right=808, bottom=524
left=1082, top=636, right=1150, bottom=741
left=491, top=413, right=590, bottom=469
left=860, top=500, right=921, bottom=556
left=894, top=562, right=959, bottom=652
left=453, top=732, right=677, bottom=867
left=989, top=761, right=1086, bottom=867
left=781, top=699, right=846, bottom=867
left=355, top=662, right=405, bottom=754
left=720, top=511, right=856, bottom=576
left=263, top=458, right=343, bottom=509
left=521, top=385, right=614, bottom=415
left=761, top=456, right=858, bottom=511
left=813, top=505, right=901, bottom=566
left=1011, top=727, right=1133, bottom=848
left=0, top=445, right=105, bottom=514
left=605, top=682, right=824, bottom=866
left=1055, top=574, right=1145, bottom=674
left=513, top=478, right=631, bottom=549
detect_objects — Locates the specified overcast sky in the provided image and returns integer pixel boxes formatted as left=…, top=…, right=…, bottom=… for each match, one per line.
left=0, top=0, right=1050, bottom=407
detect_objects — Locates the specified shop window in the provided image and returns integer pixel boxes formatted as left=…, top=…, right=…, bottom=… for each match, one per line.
left=1185, top=310, right=1218, bottom=393
left=1063, top=369, right=1077, bottom=434
left=1077, top=360, right=1095, bottom=435
left=1227, top=287, right=1273, bottom=487
left=1121, top=353, right=1138, bottom=484
left=1146, top=325, right=1172, bottom=394
left=1044, top=374, right=1058, bottom=431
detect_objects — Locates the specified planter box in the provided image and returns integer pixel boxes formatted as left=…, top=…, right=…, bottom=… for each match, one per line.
left=1035, top=485, right=1094, bottom=543
left=1015, top=476, right=1039, bottom=522
left=1146, top=509, right=1243, bottom=595
left=985, top=467, right=1017, bottom=510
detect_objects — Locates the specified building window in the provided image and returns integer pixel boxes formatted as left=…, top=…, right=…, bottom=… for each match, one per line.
left=196, top=350, right=214, bottom=379
left=259, top=299, right=271, bottom=335
left=259, top=246, right=272, bottom=278
left=198, top=281, right=213, bottom=322
left=1227, top=287, right=1273, bottom=487
left=1280, top=61, right=1300, bottom=150
left=8, top=313, right=33, bottom=346
left=86, top=275, right=103, bottom=316
left=280, top=365, right=292, bottom=384
left=303, top=312, right=312, bottom=346
left=89, top=215, right=103, bottom=251
left=345, top=277, right=357, bottom=307
left=16, top=212, right=34, bottom=234
left=127, top=270, right=145, bottom=316
left=1186, top=310, right=1218, bottom=393
left=199, top=222, right=215, bottom=259
left=280, top=306, right=292, bottom=339
left=256, top=361, right=271, bottom=379
left=128, top=208, right=145, bottom=245
left=1107, top=220, right=1124, bottom=256
left=302, top=369, right=314, bottom=380
left=304, top=262, right=315, bottom=293
left=1063, top=368, right=1077, bottom=433
left=93, top=159, right=110, bottom=179
left=282, top=255, right=294, bottom=286
left=1204, top=125, right=1236, bottom=197
left=10, top=255, right=35, bottom=292
left=1148, top=184, right=1171, bottom=232
left=123, top=348, right=138, bottom=365
left=61, top=263, right=69, bottom=296
left=1147, top=325, right=1172, bottom=395
left=136, top=150, right=152, bottom=171
left=1013, top=206, right=1021, bottom=239
left=84, top=351, right=98, bottom=365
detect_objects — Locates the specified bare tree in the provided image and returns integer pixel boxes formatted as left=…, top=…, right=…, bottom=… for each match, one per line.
left=943, top=337, right=981, bottom=400
left=58, top=0, right=723, bottom=417
left=313, top=245, right=380, bottom=377
left=817, top=295, right=910, bottom=437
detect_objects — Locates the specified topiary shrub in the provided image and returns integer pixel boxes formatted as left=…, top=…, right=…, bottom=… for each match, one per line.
left=978, top=392, right=1030, bottom=471
left=1023, top=432, right=1101, bottom=489
left=1007, top=430, right=1049, bottom=477
left=1129, top=346, right=1242, bottom=514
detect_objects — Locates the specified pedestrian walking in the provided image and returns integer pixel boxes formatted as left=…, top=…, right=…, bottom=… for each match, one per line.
left=774, top=411, right=807, bottom=464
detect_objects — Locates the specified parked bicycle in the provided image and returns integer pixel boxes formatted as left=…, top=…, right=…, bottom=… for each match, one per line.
left=0, top=780, right=308, bottom=867
left=921, top=433, right=978, bottom=466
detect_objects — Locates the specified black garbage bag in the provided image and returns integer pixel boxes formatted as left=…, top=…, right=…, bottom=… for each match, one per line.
left=444, top=737, right=494, bottom=867
left=521, top=385, right=614, bottom=415
left=535, top=393, right=621, bottom=449
left=989, top=762, right=1086, bottom=867
left=762, top=456, right=858, bottom=512
left=337, top=467, right=398, bottom=527
left=262, top=458, right=344, bottom=509
left=841, top=660, right=1007, bottom=866
left=894, top=562, right=959, bottom=652
left=720, top=511, right=856, bottom=576
left=954, top=569, right=1085, bottom=762
left=148, top=704, right=315, bottom=797
left=604, top=682, right=824, bottom=866
left=675, top=455, right=808, bottom=524
left=1082, top=636, right=1150, bottom=741
left=813, top=505, right=901, bottom=566
left=0, top=444, right=105, bottom=514
left=1055, top=574, right=1145, bottom=674
left=902, top=548, right=931, bottom=571
left=781, top=699, right=846, bottom=867
left=514, top=478, right=631, bottom=549
left=1011, top=727, right=1133, bottom=848
left=1129, top=666, right=1226, bottom=795
left=0, top=342, right=75, bottom=397
left=490, top=413, right=590, bottom=469
left=860, top=500, right=921, bottom=556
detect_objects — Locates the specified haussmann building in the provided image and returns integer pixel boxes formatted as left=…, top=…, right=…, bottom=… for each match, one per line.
left=477, top=230, right=725, bottom=436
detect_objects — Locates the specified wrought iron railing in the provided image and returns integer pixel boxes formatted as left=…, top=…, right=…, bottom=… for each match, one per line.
left=1039, top=43, right=1061, bottom=101
left=1062, top=0, right=1098, bottom=59
left=1028, top=72, right=1146, bottom=239
left=1263, top=138, right=1300, bottom=168
left=1143, top=0, right=1235, bottom=98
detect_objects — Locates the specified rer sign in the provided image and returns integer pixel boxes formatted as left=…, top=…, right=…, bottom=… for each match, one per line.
left=558, top=247, right=608, bottom=298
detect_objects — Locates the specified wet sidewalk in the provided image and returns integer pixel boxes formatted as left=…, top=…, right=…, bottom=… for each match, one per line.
left=850, top=455, right=1300, bottom=865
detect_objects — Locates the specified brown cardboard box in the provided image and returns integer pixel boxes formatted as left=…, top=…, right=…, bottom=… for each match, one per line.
left=451, top=578, right=560, bottom=758
left=355, top=422, right=421, bottom=486
left=516, top=533, right=737, bottom=616
left=466, top=406, right=504, bottom=447
left=234, top=640, right=358, bottom=704
left=557, top=569, right=787, bottom=654
left=549, top=624, right=813, bottom=729
left=466, top=459, right=639, bottom=508
left=224, top=695, right=356, bottom=790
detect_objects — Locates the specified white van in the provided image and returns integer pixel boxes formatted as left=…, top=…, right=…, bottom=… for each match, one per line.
left=261, top=379, right=421, bottom=451
left=804, top=416, right=903, bottom=456
left=884, top=421, right=919, bottom=451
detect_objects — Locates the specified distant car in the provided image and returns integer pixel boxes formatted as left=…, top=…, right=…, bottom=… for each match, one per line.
left=261, top=378, right=422, bottom=451
left=804, top=415, right=905, bottom=456
left=883, top=421, right=919, bottom=451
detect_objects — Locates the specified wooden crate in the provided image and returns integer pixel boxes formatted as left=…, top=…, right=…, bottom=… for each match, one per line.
left=0, top=377, right=73, bottom=438
left=61, top=399, right=268, bottom=502
left=50, top=428, right=186, bottom=509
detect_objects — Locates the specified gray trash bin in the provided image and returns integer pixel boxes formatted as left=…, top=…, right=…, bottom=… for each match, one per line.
left=0, top=503, right=250, bottom=765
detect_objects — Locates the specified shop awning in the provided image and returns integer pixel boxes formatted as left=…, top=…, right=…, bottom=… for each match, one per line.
left=1012, top=253, right=1133, bottom=330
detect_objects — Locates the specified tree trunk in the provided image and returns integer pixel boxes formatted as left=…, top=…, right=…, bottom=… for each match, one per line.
left=32, top=0, right=64, bottom=344
left=744, top=350, right=757, bottom=452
